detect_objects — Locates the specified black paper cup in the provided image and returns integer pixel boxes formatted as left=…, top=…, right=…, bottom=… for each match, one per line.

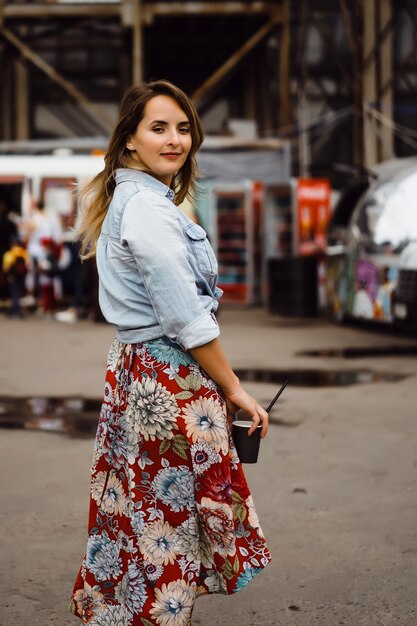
left=232, top=415, right=262, bottom=464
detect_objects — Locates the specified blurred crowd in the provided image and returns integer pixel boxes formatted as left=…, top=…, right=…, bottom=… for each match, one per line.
left=0, top=198, right=102, bottom=322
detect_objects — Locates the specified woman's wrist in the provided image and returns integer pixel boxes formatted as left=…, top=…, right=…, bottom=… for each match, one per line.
left=221, top=374, right=241, bottom=396
left=189, top=339, right=240, bottom=396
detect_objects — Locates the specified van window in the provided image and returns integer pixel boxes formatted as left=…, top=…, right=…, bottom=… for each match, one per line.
left=330, top=179, right=369, bottom=229
left=328, top=179, right=369, bottom=245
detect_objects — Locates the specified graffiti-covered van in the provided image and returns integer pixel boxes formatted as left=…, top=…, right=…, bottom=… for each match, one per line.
left=325, top=157, right=417, bottom=331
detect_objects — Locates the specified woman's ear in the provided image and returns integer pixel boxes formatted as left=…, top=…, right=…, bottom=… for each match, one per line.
left=126, top=137, right=135, bottom=151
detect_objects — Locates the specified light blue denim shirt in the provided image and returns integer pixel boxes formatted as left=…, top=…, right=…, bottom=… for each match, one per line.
left=96, top=168, right=223, bottom=349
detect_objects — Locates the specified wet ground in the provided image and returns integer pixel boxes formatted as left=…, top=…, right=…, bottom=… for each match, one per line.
left=299, top=344, right=417, bottom=358
left=0, top=365, right=409, bottom=437
left=1, top=308, right=417, bottom=625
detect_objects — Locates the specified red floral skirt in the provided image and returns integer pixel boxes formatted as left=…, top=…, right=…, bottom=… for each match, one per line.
left=70, top=337, right=271, bottom=626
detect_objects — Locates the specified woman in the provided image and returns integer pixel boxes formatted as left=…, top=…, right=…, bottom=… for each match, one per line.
left=70, top=80, right=271, bottom=626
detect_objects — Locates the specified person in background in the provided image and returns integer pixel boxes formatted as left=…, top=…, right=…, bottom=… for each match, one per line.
left=2, top=236, right=30, bottom=318
left=55, top=242, right=105, bottom=323
left=37, top=236, right=62, bottom=313
left=70, top=80, right=270, bottom=625
left=23, top=199, right=63, bottom=315
left=0, top=199, right=18, bottom=300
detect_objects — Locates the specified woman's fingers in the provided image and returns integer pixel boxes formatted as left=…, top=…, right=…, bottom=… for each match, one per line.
left=248, top=405, right=269, bottom=438
left=247, top=415, right=260, bottom=437
left=259, top=406, right=269, bottom=438
left=225, top=398, right=238, bottom=427
left=224, top=389, right=269, bottom=438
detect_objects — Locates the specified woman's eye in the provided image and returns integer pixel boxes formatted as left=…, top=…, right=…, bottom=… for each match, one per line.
left=179, top=127, right=191, bottom=134
left=152, top=127, right=164, bottom=133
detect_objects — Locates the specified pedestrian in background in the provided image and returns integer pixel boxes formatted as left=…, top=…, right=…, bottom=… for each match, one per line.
left=23, top=199, right=63, bottom=315
left=70, top=80, right=270, bottom=626
left=0, top=199, right=18, bottom=299
left=2, top=236, right=30, bottom=318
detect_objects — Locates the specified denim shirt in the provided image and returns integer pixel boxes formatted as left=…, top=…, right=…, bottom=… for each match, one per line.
left=96, top=168, right=223, bottom=350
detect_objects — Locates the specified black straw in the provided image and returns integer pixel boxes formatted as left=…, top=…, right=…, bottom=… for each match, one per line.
left=265, top=378, right=290, bottom=413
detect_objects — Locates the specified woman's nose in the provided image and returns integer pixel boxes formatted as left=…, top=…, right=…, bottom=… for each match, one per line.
left=167, top=129, right=180, bottom=146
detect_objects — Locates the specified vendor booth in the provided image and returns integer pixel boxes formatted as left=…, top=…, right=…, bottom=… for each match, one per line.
left=263, top=178, right=331, bottom=316
left=195, top=137, right=291, bottom=304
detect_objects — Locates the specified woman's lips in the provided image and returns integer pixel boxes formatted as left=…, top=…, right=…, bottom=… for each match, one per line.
left=161, top=153, right=181, bottom=160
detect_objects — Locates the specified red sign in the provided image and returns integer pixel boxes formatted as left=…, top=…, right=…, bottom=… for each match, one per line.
left=296, top=178, right=331, bottom=255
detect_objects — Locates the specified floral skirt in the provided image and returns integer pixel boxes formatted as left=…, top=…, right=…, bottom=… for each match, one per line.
left=70, top=337, right=271, bottom=626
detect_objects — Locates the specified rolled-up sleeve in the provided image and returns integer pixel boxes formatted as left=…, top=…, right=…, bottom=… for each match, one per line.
left=120, top=190, right=219, bottom=350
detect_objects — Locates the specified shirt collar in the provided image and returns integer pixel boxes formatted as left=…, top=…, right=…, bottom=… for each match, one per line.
left=115, top=168, right=175, bottom=201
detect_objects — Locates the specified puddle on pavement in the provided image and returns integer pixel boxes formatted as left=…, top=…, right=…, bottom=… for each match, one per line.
left=234, top=368, right=407, bottom=387
left=298, top=345, right=417, bottom=358
left=0, top=365, right=407, bottom=437
left=0, top=397, right=101, bottom=438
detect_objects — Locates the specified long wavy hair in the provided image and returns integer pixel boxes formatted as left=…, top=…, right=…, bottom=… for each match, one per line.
left=78, top=80, right=204, bottom=258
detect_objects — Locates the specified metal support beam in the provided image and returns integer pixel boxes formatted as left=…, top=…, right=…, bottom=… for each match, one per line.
left=362, top=0, right=393, bottom=167
left=143, top=1, right=279, bottom=24
left=279, top=0, right=291, bottom=128
left=192, top=17, right=279, bottom=107
left=0, top=25, right=114, bottom=133
left=339, top=0, right=356, bottom=54
left=297, top=0, right=310, bottom=177
left=123, top=0, right=143, bottom=84
left=132, top=0, right=143, bottom=84
left=1, top=56, right=13, bottom=140
left=14, top=58, right=30, bottom=139
left=3, top=3, right=121, bottom=19
left=379, top=0, right=393, bottom=160
left=243, top=55, right=256, bottom=121
left=4, top=2, right=280, bottom=20
left=349, top=1, right=364, bottom=169
left=363, top=0, right=378, bottom=167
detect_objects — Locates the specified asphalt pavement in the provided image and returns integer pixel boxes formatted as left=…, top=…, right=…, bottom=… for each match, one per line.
left=1, top=308, right=417, bottom=626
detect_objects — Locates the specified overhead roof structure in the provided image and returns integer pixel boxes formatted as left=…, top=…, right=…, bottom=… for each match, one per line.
left=1, top=0, right=416, bottom=181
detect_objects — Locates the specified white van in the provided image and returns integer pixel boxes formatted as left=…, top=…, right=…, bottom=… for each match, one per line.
left=392, top=242, right=417, bottom=328
left=325, top=157, right=417, bottom=332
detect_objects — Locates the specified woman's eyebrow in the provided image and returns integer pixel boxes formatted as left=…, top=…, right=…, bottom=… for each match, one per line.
left=149, top=119, right=190, bottom=126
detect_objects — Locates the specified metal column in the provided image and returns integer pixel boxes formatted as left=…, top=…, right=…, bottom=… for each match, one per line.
left=363, top=0, right=394, bottom=167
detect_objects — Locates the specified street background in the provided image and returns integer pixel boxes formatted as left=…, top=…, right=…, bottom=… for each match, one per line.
left=1, top=308, right=417, bottom=625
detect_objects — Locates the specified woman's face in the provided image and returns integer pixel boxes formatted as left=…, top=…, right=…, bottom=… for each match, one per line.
left=126, top=95, right=193, bottom=186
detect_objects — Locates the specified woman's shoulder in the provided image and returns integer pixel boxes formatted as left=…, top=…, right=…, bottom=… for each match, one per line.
left=113, top=171, right=142, bottom=205
left=114, top=185, right=174, bottom=221
left=114, top=170, right=168, bottom=206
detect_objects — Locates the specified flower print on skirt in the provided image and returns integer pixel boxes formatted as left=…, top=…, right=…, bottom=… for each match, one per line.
left=70, top=337, right=271, bottom=626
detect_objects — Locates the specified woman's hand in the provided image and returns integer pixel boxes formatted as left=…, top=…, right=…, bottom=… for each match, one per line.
left=189, top=339, right=268, bottom=438
left=223, top=383, right=269, bottom=438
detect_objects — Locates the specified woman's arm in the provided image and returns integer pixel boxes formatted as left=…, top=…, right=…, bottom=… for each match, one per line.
left=121, top=193, right=220, bottom=350
left=190, top=338, right=269, bottom=438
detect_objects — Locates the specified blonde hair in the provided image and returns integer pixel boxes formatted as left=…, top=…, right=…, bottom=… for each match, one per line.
left=78, top=80, right=204, bottom=258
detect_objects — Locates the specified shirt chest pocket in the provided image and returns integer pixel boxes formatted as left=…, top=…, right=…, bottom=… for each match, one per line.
left=184, top=223, right=217, bottom=278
